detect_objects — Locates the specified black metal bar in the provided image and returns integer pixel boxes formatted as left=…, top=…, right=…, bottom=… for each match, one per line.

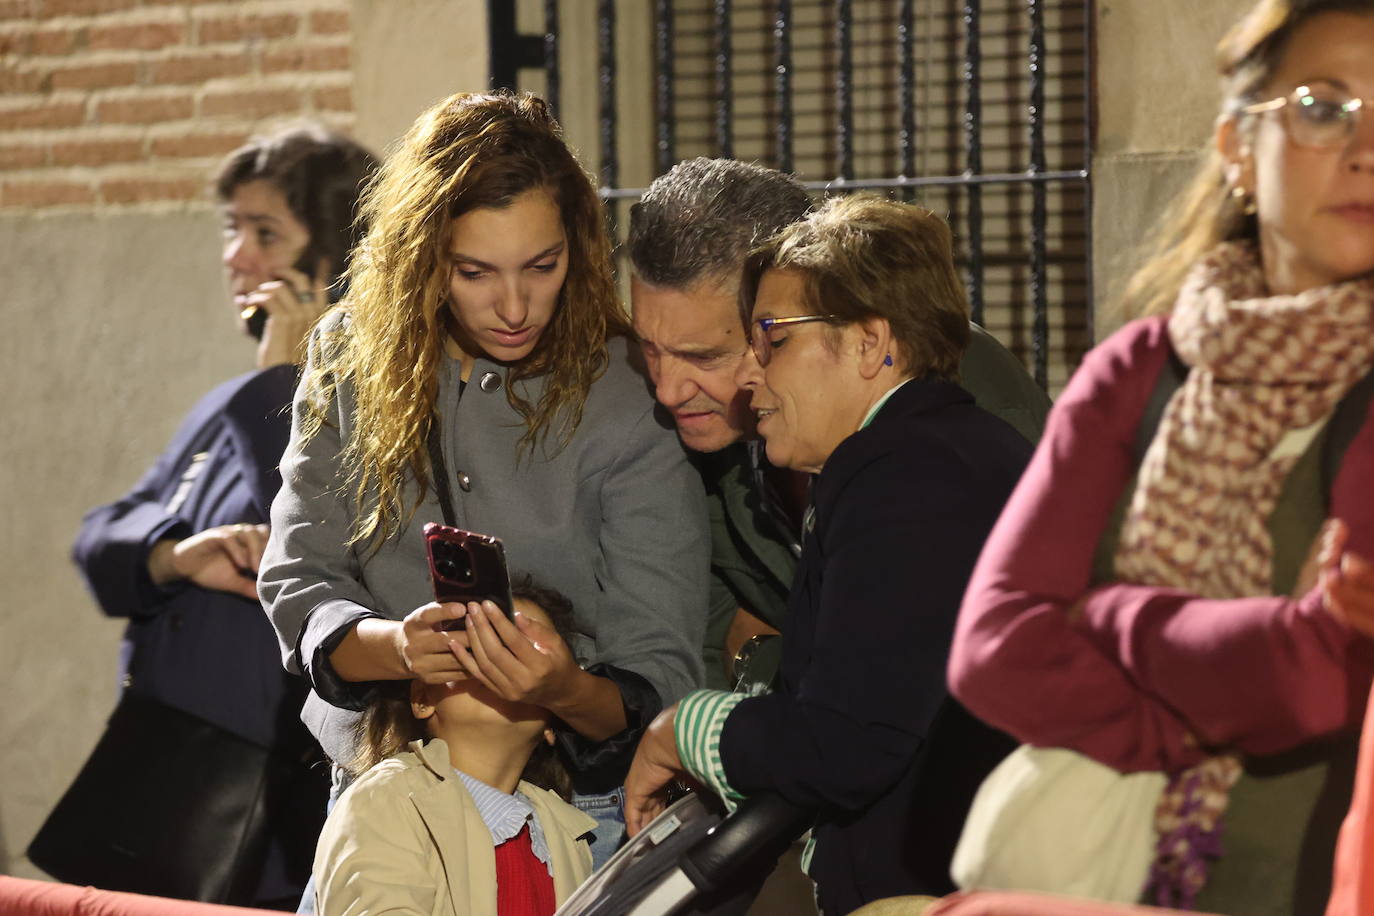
left=1082, top=0, right=1096, bottom=345
left=597, top=169, right=1090, bottom=201
left=836, top=0, right=855, bottom=181
left=488, top=1, right=517, bottom=90
left=714, top=0, right=733, bottom=159
left=1028, top=0, right=1049, bottom=388
left=598, top=0, right=617, bottom=192
left=898, top=0, right=916, bottom=192
left=544, top=0, right=560, bottom=120
left=655, top=0, right=675, bottom=175
left=487, top=1, right=542, bottom=91
left=963, top=0, right=985, bottom=325
left=774, top=0, right=793, bottom=173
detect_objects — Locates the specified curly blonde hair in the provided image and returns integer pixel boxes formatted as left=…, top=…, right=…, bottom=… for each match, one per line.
left=1118, top=0, right=1374, bottom=319
left=301, top=91, right=627, bottom=547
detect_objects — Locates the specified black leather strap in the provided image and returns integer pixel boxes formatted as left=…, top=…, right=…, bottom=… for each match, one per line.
left=1324, top=364, right=1374, bottom=497
left=1134, top=345, right=1188, bottom=465
left=425, top=416, right=457, bottom=528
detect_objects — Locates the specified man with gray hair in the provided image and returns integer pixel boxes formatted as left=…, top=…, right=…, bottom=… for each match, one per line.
left=629, top=157, right=1050, bottom=691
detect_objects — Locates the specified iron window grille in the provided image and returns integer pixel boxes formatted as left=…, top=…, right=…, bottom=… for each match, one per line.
left=491, top=0, right=1095, bottom=393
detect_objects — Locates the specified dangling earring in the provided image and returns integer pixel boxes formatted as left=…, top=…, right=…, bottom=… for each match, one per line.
left=1230, top=184, right=1257, bottom=217
left=883, top=354, right=893, bottom=367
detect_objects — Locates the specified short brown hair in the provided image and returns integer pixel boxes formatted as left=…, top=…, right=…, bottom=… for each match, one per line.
left=213, top=123, right=378, bottom=287
left=739, top=194, right=971, bottom=381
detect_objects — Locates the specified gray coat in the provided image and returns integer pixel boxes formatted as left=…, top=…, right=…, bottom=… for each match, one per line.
left=259, top=323, right=710, bottom=764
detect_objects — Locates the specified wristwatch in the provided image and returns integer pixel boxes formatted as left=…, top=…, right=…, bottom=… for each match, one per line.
left=730, top=633, right=781, bottom=687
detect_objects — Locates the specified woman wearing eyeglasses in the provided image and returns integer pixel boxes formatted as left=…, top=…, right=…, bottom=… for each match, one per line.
left=624, top=195, right=1031, bottom=916
left=949, top=1, right=1374, bottom=912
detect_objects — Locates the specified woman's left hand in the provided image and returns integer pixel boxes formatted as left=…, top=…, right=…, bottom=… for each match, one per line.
left=624, top=703, right=687, bottom=837
left=451, top=601, right=582, bottom=706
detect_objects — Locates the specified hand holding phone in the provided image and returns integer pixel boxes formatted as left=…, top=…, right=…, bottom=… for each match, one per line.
left=423, top=523, right=515, bottom=631
left=240, top=257, right=334, bottom=368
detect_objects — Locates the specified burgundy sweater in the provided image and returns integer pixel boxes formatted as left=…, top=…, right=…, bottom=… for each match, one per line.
left=949, top=316, right=1374, bottom=773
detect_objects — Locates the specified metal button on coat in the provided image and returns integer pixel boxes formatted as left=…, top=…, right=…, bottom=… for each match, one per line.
left=478, top=371, right=502, bottom=393
left=456, top=471, right=472, bottom=492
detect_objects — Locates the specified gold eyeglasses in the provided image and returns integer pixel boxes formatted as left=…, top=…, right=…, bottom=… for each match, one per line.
left=749, top=315, right=834, bottom=367
left=1241, top=83, right=1374, bottom=149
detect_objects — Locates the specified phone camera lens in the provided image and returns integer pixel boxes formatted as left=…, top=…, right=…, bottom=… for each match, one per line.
left=432, top=542, right=474, bottom=583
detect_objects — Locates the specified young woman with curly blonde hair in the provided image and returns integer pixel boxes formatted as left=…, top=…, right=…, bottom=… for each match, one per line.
left=257, top=91, right=709, bottom=889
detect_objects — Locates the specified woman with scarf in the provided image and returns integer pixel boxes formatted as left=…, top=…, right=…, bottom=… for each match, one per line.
left=949, top=1, right=1374, bottom=913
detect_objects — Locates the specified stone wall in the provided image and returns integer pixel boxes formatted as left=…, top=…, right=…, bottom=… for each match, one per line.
left=1091, top=0, right=1254, bottom=332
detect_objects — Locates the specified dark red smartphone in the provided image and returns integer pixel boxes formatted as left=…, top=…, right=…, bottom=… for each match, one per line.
left=423, top=523, right=515, bottom=631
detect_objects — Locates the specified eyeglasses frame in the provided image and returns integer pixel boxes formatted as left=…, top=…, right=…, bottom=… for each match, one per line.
left=1240, top=84, right=1374, bottom=149
left=749, top=314, right=834, bottom=367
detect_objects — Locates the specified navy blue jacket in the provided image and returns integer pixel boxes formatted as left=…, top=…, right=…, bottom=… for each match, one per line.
left=717, top=379, right=1030, bottom=915
left=72, top=365, right=305, bottom=749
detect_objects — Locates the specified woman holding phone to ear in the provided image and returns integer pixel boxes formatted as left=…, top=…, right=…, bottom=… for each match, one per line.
left=256, top=91, right=709, bottom=879
left=69, top=124, right=378, bottom=908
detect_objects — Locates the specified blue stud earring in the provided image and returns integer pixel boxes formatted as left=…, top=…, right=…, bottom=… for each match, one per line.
left=883, top=354, right=893, bottom=367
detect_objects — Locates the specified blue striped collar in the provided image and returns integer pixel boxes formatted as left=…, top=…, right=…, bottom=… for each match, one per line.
left=453, top=769, right=552, bottom=874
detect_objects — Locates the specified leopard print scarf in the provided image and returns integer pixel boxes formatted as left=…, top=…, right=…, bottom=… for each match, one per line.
left=1114, top=240, right=1374, bottom=907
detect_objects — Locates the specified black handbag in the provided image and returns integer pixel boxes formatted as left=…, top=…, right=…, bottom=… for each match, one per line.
left=27, top=690, right=324, bottom=906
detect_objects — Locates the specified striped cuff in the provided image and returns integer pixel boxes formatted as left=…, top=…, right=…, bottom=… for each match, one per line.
left=675, top=689, right=747, bottom=810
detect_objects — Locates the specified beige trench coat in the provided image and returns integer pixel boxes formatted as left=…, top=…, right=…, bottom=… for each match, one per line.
left=313, top=739, right=597, bottom=916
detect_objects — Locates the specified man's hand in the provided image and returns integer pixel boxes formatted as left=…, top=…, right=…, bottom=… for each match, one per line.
left=147, top=523, right=269, bottom=600
left=624, top=702, right=687, bottom=837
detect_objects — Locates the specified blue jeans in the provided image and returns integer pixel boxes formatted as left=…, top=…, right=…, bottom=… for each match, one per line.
left=296, top=765, right=349, bottom=915
left=572, top=787, right=627, bottom=872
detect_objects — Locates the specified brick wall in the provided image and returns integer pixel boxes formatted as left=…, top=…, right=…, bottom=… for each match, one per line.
left=0, top=0, right=354, bottom=210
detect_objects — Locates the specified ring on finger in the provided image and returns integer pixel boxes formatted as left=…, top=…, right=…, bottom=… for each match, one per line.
left=294, top=287, right=313, bottom=304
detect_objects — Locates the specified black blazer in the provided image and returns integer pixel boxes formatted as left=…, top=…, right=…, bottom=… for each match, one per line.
left=717, top=378, right=1031, bottom=915
left=71, top=365, right=304, bottom=748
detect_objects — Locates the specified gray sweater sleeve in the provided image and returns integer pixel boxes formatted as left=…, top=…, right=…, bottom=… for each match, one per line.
left=590, top=399, right=710, bottom=706
left=257, top=328, right=381, bottom=709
